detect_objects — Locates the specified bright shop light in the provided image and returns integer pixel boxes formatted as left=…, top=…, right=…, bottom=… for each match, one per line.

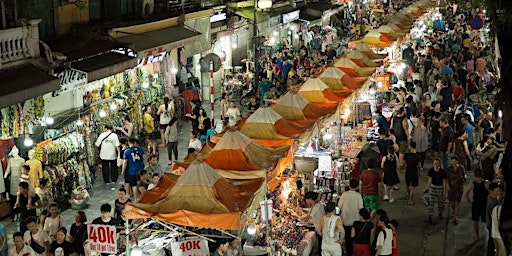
left=99, top=109, right=107, bottom=118
left=45, top=116, right=54, bottom=125
left=24, top=137, right=33, bottom=147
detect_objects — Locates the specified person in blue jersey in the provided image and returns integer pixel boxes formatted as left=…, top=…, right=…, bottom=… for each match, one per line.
left=121, top=137, right=145, bottom=198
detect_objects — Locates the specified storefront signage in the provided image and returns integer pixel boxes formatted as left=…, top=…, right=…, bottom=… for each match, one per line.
left=88, top=224, right=117, bottom=254
left=268, top=16, right=282, bottom=27
left=54, top=68, right=88, bottom=95
left=210, top=12, right=227, bottom=23
left=137, top=52, right=168, bottom=67
left=282, top=10, right=300, bottom=23
left=171, top=238, right=209, bottom=256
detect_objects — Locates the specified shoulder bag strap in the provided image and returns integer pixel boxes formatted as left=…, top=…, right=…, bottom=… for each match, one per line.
left=354, top=221, right=369, bottom=241
left=100, top=132, right=113, bottom=146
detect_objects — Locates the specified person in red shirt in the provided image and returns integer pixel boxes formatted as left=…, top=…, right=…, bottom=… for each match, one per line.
left=359, top=159, right=383, bottom=217
left=390, top=219, right=400, bottom=256
left=453, top=81, right=464, bottom=103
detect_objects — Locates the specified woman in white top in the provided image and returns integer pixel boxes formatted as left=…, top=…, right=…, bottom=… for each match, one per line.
left=43, top=203, right=64, bottom=243
left=188, top=130, right=202, bottom=153
left=225, top=101, right=241, bottom=127
left=157, top=96, right=175, bottom=147
left=375, top=216, right=393, bottom=256
left=319, top=202, right=344, bottom=256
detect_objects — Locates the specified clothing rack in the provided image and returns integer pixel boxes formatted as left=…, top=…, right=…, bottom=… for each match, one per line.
left=51, top=129, right=78, bottom=140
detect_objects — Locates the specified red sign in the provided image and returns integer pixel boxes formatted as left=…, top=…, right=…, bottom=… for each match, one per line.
left=88, top=225, right=117, bottom=254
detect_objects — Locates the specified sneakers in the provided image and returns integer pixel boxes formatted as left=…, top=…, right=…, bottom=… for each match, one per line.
left=389, top=198, right=395, bottom=203
left=383, top=195, right=389, bottom=201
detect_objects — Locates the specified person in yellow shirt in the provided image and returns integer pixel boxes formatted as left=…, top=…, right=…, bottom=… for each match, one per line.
left=143, top=105, right=157, bottom=155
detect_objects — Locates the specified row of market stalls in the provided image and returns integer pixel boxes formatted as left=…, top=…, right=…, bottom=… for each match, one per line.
left=121, top=0, right=437, bottom=255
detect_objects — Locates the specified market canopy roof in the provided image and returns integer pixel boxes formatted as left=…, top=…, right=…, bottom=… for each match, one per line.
left=298, top=78, right=347, bottom=103
left=205, top=129, right=289, bottom=178
left=138, top=173, right=180, bottom=204
left=346, top=50, right=381, bottom=67
left=240, top=107, right=315, bottom=139
left=271, top=91, right=337, bottom=120
left=170, top=141, right=215, bottom=174
left=318, top=67, right=367, bottom=90
left=334, top=58, right=376, bottom=77
left=0, top=64, right=60, bottom=109
left=355, top=43, right=387, bottom=60
left=126, top=161, right=264, bottom=230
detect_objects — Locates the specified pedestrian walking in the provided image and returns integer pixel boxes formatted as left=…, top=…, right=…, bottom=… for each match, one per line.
left=359, top=159, right=383, bottom=216
left=121, top=138, right=145, bottom=198
left=447, top=156, right=465, bottom=224
left=94, top=124, right=120, bottom=185
left=463, top=169, right=489, bottom=241
left=337, top=179, right=364, bottom=256
left=351, top=208, right=373, bottom=256
left=404, top=141, right=421, bottom=205
left=381, top=146, right=399, bottom=203
left=424, top=159, right=447, bottom=223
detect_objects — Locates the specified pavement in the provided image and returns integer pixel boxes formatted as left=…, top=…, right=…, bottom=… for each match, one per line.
left=0, top=97, right=488, bottom=256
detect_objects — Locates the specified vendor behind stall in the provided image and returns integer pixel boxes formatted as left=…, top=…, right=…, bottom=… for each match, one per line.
left=303, top=192, right=325, bottom=255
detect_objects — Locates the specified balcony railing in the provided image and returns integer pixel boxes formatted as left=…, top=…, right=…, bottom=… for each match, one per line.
left=0, top=19, right=41, bottom=68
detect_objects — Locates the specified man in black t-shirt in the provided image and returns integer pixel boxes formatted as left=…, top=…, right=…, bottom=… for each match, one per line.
left=246, top=96, right=260, bottom=116
left=424, top=159, right=447, bottom=223
left=92, top=204, right=120, bottom=256
left=404, top=141, right=421, bottom=205
left=16, top=181, right=41, bottom=233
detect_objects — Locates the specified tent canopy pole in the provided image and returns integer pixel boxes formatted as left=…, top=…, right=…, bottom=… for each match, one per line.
left=154, top=219, right=216, bottom=243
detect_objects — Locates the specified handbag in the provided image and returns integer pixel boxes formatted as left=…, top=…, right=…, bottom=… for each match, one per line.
left=30, top=233, right=46, bottom=254
left=116, top=151, right=123, bottom=167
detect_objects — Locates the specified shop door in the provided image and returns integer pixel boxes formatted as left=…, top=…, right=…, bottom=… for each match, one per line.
left=28, top=0, right=55, bottom=38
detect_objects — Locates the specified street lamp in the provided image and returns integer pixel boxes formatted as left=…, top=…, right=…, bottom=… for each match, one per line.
left=253, top=0, right=273, bottom=91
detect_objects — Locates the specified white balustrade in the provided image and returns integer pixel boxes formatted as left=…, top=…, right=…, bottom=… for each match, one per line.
left=0, top=19, right=41, bottom=67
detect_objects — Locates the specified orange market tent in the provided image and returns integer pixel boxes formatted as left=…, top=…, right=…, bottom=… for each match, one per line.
left=271, top=91, right=337, bottom=120
left=334, top=58, right=376, bottom=77
left=318, top=67, right=367, bottom=90
left=240, top=107, right=315, bottom=139
left=139, top=173, right=180, bottom=204
left=349, top=30, right=393, bottom=48
left=125, top=161, right=264, bottom=230
left=205, top=129, right=289, bottom=179
left=298, top=78, right=347, bottom=103
left=346, top=50, right=381, bottom=67
left=170, top=141, right=215, bottom=174
left=355, top=43, right=387, bottom=60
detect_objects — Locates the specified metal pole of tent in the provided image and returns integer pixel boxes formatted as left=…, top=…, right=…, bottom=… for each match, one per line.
left=210, top=61, right=215, bottom=128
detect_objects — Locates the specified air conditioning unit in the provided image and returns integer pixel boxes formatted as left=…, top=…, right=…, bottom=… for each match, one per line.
left=141, top=0, right=154, bottom=18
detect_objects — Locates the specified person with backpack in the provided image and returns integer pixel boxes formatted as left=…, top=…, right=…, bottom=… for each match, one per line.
left=375, top=216, right=393, bottom=256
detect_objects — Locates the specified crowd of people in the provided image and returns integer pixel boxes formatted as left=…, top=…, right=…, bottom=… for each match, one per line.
left=0, top=1, right=508, bottom=256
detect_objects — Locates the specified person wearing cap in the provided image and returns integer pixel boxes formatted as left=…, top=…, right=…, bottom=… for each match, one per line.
left=95, top=124, right=121, bottom=185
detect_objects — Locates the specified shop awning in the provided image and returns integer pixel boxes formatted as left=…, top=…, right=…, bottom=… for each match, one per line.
left=117, top=26, right=201, bottom=59
left=72, top=52, right=137, bottom=83
left=299, top=8, right=322, bottom=22
left=46, top=37, right=131, bottom=63
left=307, top=2, right=337, bottom=13
left=0, top=64, right=60, bottom=108
left=234, top=8, right=270, bottom=22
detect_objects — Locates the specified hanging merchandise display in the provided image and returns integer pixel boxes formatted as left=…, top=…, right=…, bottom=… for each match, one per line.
left=34, top=132, right=93, bottom=202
